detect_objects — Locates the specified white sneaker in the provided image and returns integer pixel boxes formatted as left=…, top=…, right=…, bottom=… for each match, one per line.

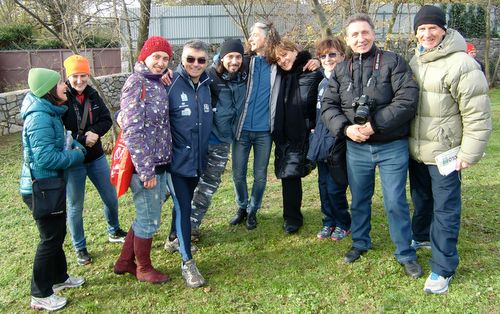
left=424, top=272, right=452, bottom=294
left=164, top=238, right=198, bottom=254
left=52, top=276, right=85, bottom=293
left=181, top=259, right=206, bottom=288
left=31, top=294, right=67, bottom=311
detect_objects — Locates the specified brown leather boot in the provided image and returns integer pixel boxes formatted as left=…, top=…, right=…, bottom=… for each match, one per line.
left=113, top=227, right=136, bottom=277
left=134, top=236, right=170, bottom=284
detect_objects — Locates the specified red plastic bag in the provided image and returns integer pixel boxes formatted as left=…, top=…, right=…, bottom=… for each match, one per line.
left=110, top=132, right=134, bottom=198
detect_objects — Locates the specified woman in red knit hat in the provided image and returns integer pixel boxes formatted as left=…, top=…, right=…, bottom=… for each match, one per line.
left=113, top=36, right=173, bottom=284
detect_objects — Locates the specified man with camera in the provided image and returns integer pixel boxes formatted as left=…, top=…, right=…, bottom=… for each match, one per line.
left=321, top=13, right=421, bottom=278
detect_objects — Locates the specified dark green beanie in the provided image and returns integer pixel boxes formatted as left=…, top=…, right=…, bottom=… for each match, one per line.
left=28, top=68, right=61, bottom=97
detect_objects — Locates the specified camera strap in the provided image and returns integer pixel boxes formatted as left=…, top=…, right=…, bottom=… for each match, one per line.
left=347, top=49, right=382, bottom=95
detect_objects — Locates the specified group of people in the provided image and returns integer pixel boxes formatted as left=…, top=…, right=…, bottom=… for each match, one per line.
left=19, top=4, right=491, bottom=311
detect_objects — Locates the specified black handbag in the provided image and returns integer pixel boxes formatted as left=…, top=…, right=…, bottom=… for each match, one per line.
left=327, top=138, right=348, bottom=186
left=28, top=165, right=66, bottom=219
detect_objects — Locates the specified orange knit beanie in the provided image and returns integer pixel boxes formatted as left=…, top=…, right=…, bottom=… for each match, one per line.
left=64, top=55, right=91, bottom=77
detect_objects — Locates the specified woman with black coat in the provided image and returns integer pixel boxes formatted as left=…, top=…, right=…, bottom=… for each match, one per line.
left=273, top=40, right=323, bottom=234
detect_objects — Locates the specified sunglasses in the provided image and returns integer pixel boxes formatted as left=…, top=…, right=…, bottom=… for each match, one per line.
left=185, top=56, right=207, bottom=64
left=319, top=52, right=338, bottom=59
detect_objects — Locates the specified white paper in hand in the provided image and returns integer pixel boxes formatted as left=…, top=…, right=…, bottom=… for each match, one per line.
left=435, top=146, right=461, bottom=176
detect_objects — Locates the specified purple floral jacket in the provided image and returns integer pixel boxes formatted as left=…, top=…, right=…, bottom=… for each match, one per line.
left=120, top=62, right=172, bottom=182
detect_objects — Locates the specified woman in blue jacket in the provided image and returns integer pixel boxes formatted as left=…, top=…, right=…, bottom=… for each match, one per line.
left=20, top=68, right=86, bottom=311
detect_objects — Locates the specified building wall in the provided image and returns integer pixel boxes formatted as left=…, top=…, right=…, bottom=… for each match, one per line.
left=0, top=73, right=129, bottom=136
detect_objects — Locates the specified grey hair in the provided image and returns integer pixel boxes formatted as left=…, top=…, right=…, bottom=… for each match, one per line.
left=345, top=13, right=375, bottom=30
left=181, top=40, right=209, bottom=59
left=250, top=21, right=271, bottom=37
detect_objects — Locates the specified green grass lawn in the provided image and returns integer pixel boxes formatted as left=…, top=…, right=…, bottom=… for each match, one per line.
left=0, top=89, right=498, bottom=313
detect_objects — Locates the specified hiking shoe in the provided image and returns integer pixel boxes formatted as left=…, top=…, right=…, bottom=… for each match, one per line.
left=164, top=238, right=198, bottom=254
left=402, top=260, right=423, bottom=279
left=109, top=228, right=128, bottom=243
left=331, top=227, right=351, bottom=241
left=31, top=294, right=67, bottom=311
left=344, top=247, right=367, bottom=263
left=191, top=227, right=201, bottom=243
left=181, top=259, right=206, bottom=288
left=411, top=239, right=431, bottom=250
left=52, top=276, right=85, bottom=293
left=317, top=226, right=334, bottom=240
left=424, top=272, right=453, bottom=294
left=76, top=248, right=92, bottom=265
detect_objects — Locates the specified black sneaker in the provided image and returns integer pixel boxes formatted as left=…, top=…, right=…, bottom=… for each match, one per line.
left=246, top=212, right=257, bottom=230
left=76, top=248, right=92, bottom=265
left=344, top=247, right=367, bottom=263
left=109, top=228, right=127, bottom=243
left=402, top=260, right=423, bottom=279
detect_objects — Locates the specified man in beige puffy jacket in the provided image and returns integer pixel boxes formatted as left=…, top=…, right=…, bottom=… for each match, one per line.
left=409, top=5, right=492, bottom=294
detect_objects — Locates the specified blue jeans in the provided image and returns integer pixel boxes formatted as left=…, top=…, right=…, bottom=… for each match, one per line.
left=232, top=131, right=272, bottom=213
left=66, top=155, right=120, bottom=250
left=409, top=159, right=462, bottom=277
left=347, top=139, right=416, bottom=263
left=317, top=161, right=351, bottom=229
left=130, top=172, right=168, bottom=239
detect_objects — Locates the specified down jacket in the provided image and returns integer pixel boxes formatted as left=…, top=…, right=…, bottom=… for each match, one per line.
left=273, top=51, right=323, bottom=179
left=321, top=45, right=418, bottom=143
left=20, top=93, right=85, bottom=195
left=120, top=62, right=172, bottom=182
left=409, top=29, right=492, bottom=165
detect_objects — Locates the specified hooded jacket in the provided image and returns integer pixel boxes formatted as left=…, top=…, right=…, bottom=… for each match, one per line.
left=120, top=62, right=172, bottom=182
left=321, top=45, right=418, bottom=143
left=409, top=29, right=492, bottom=165
left=62, top=83, right=112, bottom=163
left=20, top=93, right=85, bottom=195
left=273, top=51, right=323, bottom=179
left=207, top=65, right=247, bottom=143
left=167, top=64, right=212, bottom=177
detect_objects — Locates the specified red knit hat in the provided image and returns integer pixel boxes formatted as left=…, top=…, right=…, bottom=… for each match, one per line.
left=138, top=36, right=173, bottom=61
left=466, top=42, right=476, bottom=54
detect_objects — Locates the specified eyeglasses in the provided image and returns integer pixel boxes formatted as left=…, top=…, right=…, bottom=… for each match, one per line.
left=319, top=52, right=338, bottom=59
left=185, top=56, right=207, bottom=64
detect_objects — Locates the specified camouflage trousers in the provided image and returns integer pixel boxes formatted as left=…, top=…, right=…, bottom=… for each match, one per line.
left=190, top=142, right=230, bottom=229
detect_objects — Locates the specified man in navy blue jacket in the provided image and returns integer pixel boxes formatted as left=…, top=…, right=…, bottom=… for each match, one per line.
left=165, top=40, right=212, bottom=288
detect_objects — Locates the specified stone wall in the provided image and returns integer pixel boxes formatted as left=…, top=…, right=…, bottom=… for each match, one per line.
left=0, top=73, right=130, bottom=136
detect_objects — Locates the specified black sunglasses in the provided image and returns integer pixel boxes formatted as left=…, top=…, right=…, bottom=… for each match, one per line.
left=186, top=56, right=207, bottom=64
left=319, top=52, right=338, bottom=59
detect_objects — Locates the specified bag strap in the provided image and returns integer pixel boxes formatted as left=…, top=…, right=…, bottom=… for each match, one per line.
left=78, top=99, right=90, bottom=136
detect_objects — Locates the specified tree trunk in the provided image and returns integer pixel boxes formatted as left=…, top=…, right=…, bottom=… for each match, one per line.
left=484, top=0, right=491, bottom=86
left=136, top=0, right=152, bottom=61
left=384, top=1, right=401, bottom=51
left=309, top=0, right=332, bottom=38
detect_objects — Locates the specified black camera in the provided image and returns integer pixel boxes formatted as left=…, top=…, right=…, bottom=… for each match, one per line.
left=352, top=95, right=374, bottom=125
